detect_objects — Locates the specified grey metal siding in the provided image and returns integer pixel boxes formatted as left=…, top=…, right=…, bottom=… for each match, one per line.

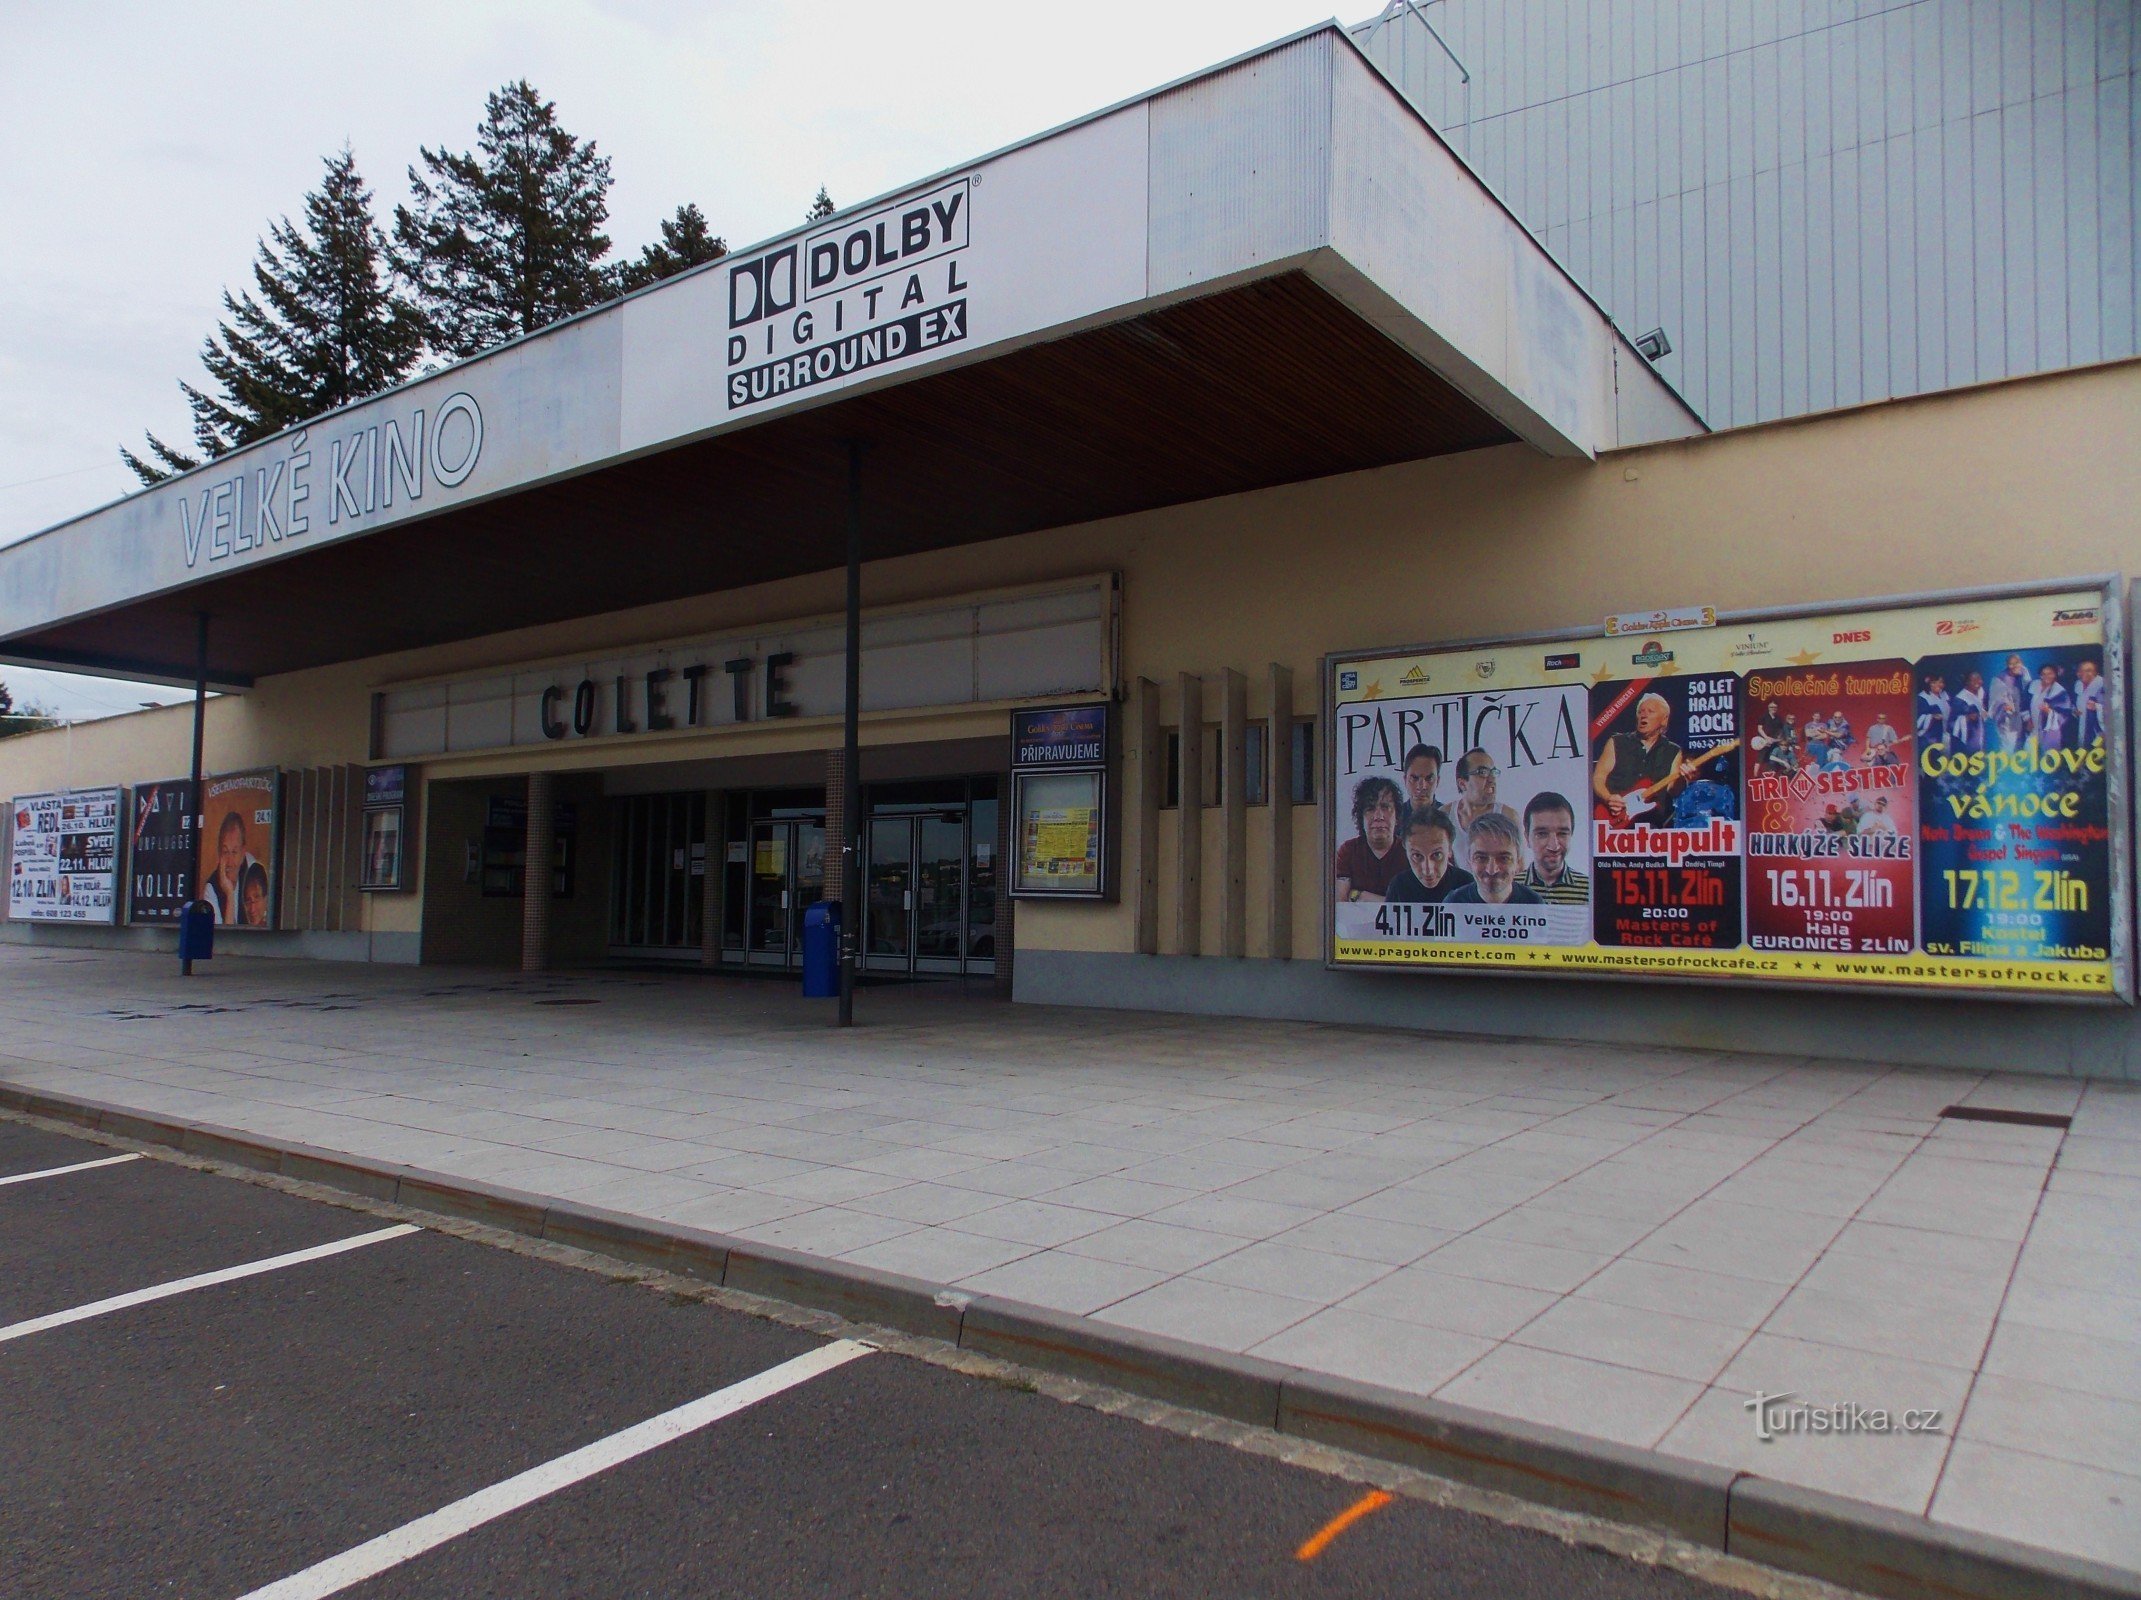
left=1353, top=0, right=2140, bottom=428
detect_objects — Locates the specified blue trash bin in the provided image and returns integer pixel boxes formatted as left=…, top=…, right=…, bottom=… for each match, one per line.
left=178, top=900, right=215, bottom=965
left=800, top=900, right=841, bottom=998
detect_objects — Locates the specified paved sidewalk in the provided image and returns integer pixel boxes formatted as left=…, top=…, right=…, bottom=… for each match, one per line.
left=1, top=947, right=2135, bottom=1573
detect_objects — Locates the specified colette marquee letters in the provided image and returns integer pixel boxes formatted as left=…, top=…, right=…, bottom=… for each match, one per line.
left=176, top=392, right=483, bottom=569
left=537, top=653, right=799, bottom=741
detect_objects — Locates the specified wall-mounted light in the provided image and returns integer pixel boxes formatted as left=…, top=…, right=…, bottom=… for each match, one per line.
left=1635, top=327, right=1672, bottom=361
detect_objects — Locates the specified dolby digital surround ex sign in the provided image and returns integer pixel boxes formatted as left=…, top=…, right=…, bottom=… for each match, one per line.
left=1326, top=581, right=2131, bottom=1003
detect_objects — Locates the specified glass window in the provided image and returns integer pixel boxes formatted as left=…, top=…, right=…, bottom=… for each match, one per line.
left=1290, top=717, right=1317, bottom=805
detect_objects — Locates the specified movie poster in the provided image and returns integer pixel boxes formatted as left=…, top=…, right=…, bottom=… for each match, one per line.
left=8, top=787, right=123, bottom=924
left=128, top=778, right=195, bottom=924
left=1743, top=663, right=1916, bottom=955
left=1332, top=674, right=1593, bottom=951
left=1915, top=643, right=2113, bottom=970
left=1588, top=668, right=1743, bottom=949
left=1329, top=583, right=2126, bottom=1001
left=197, top=769, right=280, bottom=929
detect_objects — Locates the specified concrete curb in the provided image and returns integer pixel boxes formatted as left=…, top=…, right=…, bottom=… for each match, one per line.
left=7, top=1080, right=2137, bottom=1600
left=1726, top=1477, right=2141, bottom=1600
left=1279, top=1369, right=1733, bottom=1547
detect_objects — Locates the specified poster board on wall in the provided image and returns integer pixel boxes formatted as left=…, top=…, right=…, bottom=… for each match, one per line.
left=8, top=788, right=123, bottom=924
left=128, top=779, right=194, bottom=924
left=1327, top=580, right=2130, bottom=1004
left=197, top=769, right=281, bottom=929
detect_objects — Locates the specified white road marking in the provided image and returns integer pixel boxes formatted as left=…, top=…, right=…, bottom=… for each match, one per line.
left=235, top=1338, right=874, bottom=1600
left=0, top=1223, right=420, bottom=1345
left=0, top=1152, right=142, bottom=1187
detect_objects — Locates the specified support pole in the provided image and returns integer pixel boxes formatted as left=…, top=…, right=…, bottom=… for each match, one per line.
left=522, top=772, right=554, bottom=973
left=838, top=440, right=864, bottom=1027
left=181, top=612, right=208, bottom=976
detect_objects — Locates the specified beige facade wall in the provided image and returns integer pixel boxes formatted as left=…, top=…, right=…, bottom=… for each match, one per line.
left=2, top=357, right=2135, bottom=973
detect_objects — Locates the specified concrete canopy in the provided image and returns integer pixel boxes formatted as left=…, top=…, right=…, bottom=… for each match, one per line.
left=0, top=23, right=1699, bottom=689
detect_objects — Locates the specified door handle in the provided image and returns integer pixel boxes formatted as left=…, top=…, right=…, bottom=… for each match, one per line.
left=903, top=890, right=912, bottom=911
left=782, top=890, right=790, bottom=909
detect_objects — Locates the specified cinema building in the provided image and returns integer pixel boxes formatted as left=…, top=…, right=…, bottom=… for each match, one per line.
left=2, top=17, right=2136, bottom=1079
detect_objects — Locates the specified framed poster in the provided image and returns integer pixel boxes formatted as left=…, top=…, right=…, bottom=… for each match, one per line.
left=360, top=765, right=413, bottom=892
left=1014, top=769, right=1104, bottom=895
left=128, top=779, right=195, bottom=923
left=1327, top=579, right=2130, bottom=1003
left=1009, top=702, right=1114, bottom=899
left=197, top=769, right=281, bottom=929
left=8, top=787, right=122, bottom=924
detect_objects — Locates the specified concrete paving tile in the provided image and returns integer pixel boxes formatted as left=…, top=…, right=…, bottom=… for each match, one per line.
left=667, top=1151, right=825, bottom=1186
left=953, top=1251, right=1169, bottom=1316
left=1820, top=1219, right=2023, bottom=1277
left=1998, top=1278, right=2141, bottom=1346
left=1956, top=1372, right=2141, bottom=1477
left=954, top=1198, right=1120, bottom=1248
left=1658, top=1385, right=1949, bottom=1513
left=1265, top=1212, right=1456, bottom=1266
left=1339, top=1266, right=1560, bottom=1340
left=1717, top=1333, right=1978, bottom=1417
left=1852, top=1190, right=2038, bottom=1243
left=728, top=1206, right=918, bottom=1257
left=1794, top=1250, right=2011, bottom=1318
left=1096, top=1276, right=1320, bottom=1352
left=1146, top=1192, right=1322, bottom=1239
left=1060, top=1218, right=1252, bottom=1274
left=1434, top=1343, right=1705, bottom=1450
left=1979, top=1318, right=2141, bottom=1405
left=565, top=1170, right=727, bottom=1215
left=1512, top=1296, right=1750, bottom=1384
left=1471, top=1204, right=1659, bottom=1256
left=1190, top=1241, right=1394, bottom=1303
left=840, top=1226, right=1037, bottom=1282
left=841, top=1145, right=997, bottom=1181
left=1338, top=1187, right=1513, bottom=1233
left=1041, top=1174, right=1205, bottom=1217
left=1573, top=1258, right=1793, bottom=1329
left=1759, top=1284, right=1994, bottom=1372
left=841, top=1181, right=1009, bottom=1226
left=939, top=1160, right=1091, bottom=1200
left=1929, top=1441, right=2141, bottom=1572
left=755, top=1165, right=914, bottom=1204
left=1252, top=1308, right=1493, bottom=1395
left=1414, top=1235, right=1613, bottom=1295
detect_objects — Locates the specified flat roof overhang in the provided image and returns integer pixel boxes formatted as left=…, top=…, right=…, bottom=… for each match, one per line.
left=0, top=24, right=1701, bottom=690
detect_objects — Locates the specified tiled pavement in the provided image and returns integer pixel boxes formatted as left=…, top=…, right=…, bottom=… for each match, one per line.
left=2, top=947, right=2135, bottom=1573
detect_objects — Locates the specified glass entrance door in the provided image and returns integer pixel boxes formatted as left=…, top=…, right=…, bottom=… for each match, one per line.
left=746, top=819, right=825, bottom=966
left=863, top=816, right=914, bottom=971
left=859, top=788, right=994, bottom=978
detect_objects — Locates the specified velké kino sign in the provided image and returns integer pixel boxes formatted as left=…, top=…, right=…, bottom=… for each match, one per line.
left=176, top=393, right=483, bottom=570
left=725, top=179, right=970, bottom=410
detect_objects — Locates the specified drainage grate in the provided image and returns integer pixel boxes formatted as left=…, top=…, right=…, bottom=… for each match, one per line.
left=1938, top=1105, right=2071, bottom=1131
left=533, top=997, right=600, bottom=1007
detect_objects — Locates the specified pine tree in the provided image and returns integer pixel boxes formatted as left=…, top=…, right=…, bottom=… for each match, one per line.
left=806, top=186, right=836, bottom=221
left=122, top=150, right=422, bottom=486
left=391, top=81, right=615, bottom=358
left=617, top=203, right=726, bottom=292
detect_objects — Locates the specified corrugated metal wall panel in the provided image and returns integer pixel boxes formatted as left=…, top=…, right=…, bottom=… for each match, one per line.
left=1148, top=32, right=1333, bottom=295
left=1352, top=0, right=2140, bottom=428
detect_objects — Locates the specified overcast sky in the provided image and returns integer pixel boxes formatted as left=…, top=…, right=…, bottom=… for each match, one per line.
left=0, top=0, right=1343, bottom=720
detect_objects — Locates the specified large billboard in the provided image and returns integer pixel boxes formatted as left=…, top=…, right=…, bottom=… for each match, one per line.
left=1329, top=583, right=2130, bottom=1002
left=8, top=788, right=123, bottom=924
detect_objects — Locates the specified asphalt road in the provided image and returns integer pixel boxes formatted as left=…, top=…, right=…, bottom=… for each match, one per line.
left=0, top=1120, right=1738, bottom=1600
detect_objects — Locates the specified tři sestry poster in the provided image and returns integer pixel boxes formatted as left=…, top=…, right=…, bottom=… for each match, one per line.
left=1329, top=586, right=2125, bottom=1001
left=8, top=787, right=123, bottom=924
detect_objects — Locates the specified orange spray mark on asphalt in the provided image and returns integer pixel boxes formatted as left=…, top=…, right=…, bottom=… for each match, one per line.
left=1294, top=1489, right=1394, bottom=1561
